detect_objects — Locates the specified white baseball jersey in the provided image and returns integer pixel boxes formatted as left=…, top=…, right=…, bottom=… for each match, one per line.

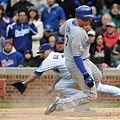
left=59, top=18, right=90, bottom=61
left=35, top=52, right=71, bottom=79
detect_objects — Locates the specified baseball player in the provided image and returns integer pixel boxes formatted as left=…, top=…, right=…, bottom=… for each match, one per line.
left=44, top=5, right=103, bottom=115
left=12, top=43, right=84, bottom=105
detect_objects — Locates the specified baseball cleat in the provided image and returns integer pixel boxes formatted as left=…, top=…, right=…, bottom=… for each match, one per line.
left=44, top=97, right=60, bottom=115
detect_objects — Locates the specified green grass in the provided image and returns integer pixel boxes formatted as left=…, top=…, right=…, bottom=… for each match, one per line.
left=0, top=102, right=49, bottom=108
left=0, top=102, right=120, bottom=108
left=90, top=102, right=120, bottom=108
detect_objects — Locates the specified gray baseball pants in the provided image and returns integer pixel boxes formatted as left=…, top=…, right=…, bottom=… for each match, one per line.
left=55, top=59, right=102, bottom=111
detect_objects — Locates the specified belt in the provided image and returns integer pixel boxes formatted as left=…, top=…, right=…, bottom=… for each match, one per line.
left=83, top=57, right=89, bottom=61
left=83, top=58, right=87, bottom=61
left=66, top=57, right=89, bottom=61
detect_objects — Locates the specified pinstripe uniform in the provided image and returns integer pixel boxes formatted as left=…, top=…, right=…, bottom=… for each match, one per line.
left=36, top=52, right=71, bottom=79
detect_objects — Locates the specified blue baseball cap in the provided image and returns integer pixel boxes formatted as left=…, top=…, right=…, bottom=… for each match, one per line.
left=56, top=36, right=64, bottom=44
left=37, top=43, right=53, bottom=53
left=44, top=24, right=53, bottom=31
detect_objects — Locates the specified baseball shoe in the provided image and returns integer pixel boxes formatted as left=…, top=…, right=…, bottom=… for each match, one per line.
left=44, top=97, right=60, bottom=115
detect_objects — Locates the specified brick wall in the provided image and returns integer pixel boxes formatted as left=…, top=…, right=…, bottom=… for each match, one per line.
left=0, top=68, right=120, bottom=103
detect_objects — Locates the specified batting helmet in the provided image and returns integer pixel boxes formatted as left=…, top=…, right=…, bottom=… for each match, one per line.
left=75, top=5, right=94, bottom=21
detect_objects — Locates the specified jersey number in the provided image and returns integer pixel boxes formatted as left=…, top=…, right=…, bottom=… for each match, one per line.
left=65, top=35, right=69, bottom=46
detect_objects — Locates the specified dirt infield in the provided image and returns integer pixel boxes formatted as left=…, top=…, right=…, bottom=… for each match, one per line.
left=0, top=108, right=120, bottom=120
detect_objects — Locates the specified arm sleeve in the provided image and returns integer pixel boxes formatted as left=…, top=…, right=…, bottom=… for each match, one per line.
left=6, top=24, right=13, bottom=38
left=32, top=23, right=43, bottom=40
left=34, top=71, right=43, bottom=76
left=29, top=23, right=38, bottom=35
left=73, top=56, right=87, bottom=75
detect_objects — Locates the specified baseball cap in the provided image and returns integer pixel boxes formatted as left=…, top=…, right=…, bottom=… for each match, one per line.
left=24, top=49, right=33, bottom=55
left=12, top=11, right=18, bottom=17
left=106, top=21, right=116, bottom=28
left=37, top=43, right=53, bottom=53
left=56, top=37, right=64, bottom=44
left=44, top=24, right=53, bottom=32
left=88, top=30, right=96, bottom=36
left=4, top=40, right=13, bottom=46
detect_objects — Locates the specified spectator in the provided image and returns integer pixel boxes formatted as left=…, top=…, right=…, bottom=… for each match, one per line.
left=56, top=0, right=75, bottom=20
left=88, top=30, right=96, bottom=58
left=95, top=13, right=112, bottom=35
left=19, top=49, right=35, bottom=67
left=110, top=4, right=120, bottom=28
left=40, top=24, right=54, bottom=45
left=90, top=34, right=111, bottom=68
left=0, top=33, right=5, bottom=52
left=6, top=9, right=37, bottom=55
left=100, top=5, right=110, bottom=16
left=48, top=35, right=56, bottom=50
left=111, top=36, right=120, bottom=67
left=28, top=6, right=44, bottom=57
left=0, top=5, right=13, bottom=38
left=0, top=0, right=8, bottom=11
left=74, top=0, right=93, bottom=7
left=103, top=21, right=119, bottom=49
left=104, top=0, right=120, bottom=9
left=32, top=55, right=43, bottom=67
left=0, top=39, right=24, bottom=67
left=54, top=36, right=64, bottom=53
left=12, top=11, right=18, bottom=22
left=91, top=6, right=101, bottom=30
left=11, top=0, right=34, bottom=16
left=41, top=0, right=66, bottom=34
left=92, top=0, right=105, bottom=14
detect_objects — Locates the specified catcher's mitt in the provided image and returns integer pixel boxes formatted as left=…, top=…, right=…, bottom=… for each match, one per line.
left=12, top=80, right=27, bottom=94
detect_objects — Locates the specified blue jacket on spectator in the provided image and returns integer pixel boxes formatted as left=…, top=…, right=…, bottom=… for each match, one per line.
left=41, top=3, right=66, bottom=31
left=6, top=22, right=37, bottom=54
left=0, top=47, right=24, bottom=67
left=0, top=15, right=13, bottom=38
left=0, top=0, right=8, bottom=3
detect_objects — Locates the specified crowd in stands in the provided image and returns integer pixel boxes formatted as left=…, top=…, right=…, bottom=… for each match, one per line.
left=0, top=0, right=120, bottom=69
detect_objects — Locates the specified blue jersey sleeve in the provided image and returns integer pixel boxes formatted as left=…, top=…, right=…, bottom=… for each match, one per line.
left=73, top=56, right=87, bottom=75
left=34, top=71, right=43, bottom=76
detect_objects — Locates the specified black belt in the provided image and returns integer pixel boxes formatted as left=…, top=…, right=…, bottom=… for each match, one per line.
left=66, top=58, right=88, bottom=61
left=83, top=58, right=88, bottom=61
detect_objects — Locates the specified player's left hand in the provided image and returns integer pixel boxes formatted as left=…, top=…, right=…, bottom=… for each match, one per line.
left=83, top=73, right=94, bottom=88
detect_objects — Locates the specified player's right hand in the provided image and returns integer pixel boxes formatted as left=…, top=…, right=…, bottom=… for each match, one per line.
left=46, top=86, right=54, bottom=94
left=83, top=73, right=94, bottom=88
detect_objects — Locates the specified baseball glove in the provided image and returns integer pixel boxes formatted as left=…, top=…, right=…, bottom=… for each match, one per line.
left=12, top=80, right=27, bottom=94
